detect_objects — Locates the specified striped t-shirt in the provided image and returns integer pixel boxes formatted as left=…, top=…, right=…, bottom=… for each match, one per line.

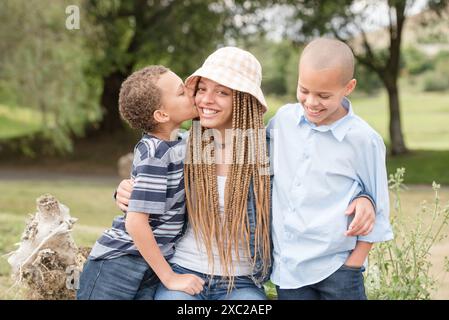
left=89, top=133, right=187, bottom=261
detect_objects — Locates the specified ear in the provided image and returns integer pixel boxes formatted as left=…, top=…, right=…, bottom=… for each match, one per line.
left=153, top=108, right=170, bottom=124
left=344, top=79, right=357, bottom=96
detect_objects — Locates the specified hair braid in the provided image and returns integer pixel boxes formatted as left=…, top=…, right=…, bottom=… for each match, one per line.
left=184, top=90, right=271, bottom=292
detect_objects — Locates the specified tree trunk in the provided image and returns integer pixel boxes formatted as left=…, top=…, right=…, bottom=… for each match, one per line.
left=98, top=70, right=128, bottom=133
left=386, top=80, right=408, bottom=155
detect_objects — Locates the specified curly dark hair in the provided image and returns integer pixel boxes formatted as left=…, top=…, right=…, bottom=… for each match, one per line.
left=118, top=65, right=169, bottom=132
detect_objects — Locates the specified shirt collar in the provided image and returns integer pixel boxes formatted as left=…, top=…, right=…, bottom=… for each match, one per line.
left=297, top=97, right=354, bottom=142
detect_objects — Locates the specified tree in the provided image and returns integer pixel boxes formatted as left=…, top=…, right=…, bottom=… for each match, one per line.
left=0, top=0, right=98, bottom=154
left=84, top=0, right=253, bottom=133
left=268, top=0, right=448, bottom=155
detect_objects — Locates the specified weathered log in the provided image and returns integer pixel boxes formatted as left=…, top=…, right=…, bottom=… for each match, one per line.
left=7, top=194, right=87, bottom=299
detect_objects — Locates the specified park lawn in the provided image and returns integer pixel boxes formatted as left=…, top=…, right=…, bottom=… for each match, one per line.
left=386, top=150, right=449, bottom=185
left=352, top=91, right=449, bottom=150
left=0, top=104, right=41, bottom=140
left=0, top=179, right=121, bottom=228
left=0, top=178, right=448, bottom=299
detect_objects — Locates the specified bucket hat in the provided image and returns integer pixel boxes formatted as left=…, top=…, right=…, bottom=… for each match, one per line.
left=185, top=46, right=267, bottom=112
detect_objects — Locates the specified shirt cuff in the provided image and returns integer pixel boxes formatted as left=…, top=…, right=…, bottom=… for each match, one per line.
left=353, top=191, right=377, bottom=212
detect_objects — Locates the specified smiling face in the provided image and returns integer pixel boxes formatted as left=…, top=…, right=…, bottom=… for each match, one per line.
left=194, top=77, right=233, bottom=132
left=157, top=70, right=198, bottom=125
left=297, top=64, right=356, bottom=126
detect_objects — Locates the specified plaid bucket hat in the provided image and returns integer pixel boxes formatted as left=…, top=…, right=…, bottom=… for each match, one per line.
left=185, top=46, right=267, bottom=112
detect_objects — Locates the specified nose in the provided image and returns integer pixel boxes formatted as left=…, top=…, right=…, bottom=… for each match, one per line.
left=202, top=90, right=214, bottom=105
left=305, top=94, right=319, bottom=107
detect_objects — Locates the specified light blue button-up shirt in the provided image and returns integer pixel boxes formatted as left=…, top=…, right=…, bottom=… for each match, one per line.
left=267, top=98, right=394, bottom=289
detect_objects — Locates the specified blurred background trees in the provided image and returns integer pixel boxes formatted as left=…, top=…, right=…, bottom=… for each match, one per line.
left=261, top=0, right=449, bottom=154
left=0, top=0, right=97, bottom=154
left=0, top=0, right=448, bottom=156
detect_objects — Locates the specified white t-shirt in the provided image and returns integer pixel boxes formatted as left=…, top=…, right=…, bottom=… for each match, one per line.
left=170, top=175, right=252, bottom=276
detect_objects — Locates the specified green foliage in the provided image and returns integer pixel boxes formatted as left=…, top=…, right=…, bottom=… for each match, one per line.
left=421, top=51, right=449, bottom=92
left=422, top=72, right=449, bottom=92
left=77, top=0, right=267, bottom=133
left=263, top=281, right=277, bottom=300
left=355, top=63, right=383, bottom=95
left=247, top=40, right=299, bottom=96
left=1, top=0, right=260, bottom=154
left=402, top=47, right=434, bottom=76
left=0, top=0, right=102, bottom=155
left=84, top=0, right=245, bottom=80
left=269, top=0, right=448, bottom=154
left=0, top=104, right=41, bottom=140
left=434, top=51, right=449, bottom=66
left=365, top=168, right=449, bottom=299
left=386, top=150, right=449, bottom=185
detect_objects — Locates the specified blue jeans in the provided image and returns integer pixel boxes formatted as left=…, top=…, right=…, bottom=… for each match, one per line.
left=155, top=264, right=267, bottom=300
left=276, top=264, right=367, bottom=300
left=77, top=254, right=158, bottom=300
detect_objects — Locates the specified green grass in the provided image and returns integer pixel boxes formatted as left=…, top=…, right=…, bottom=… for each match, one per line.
left=0, top=179, right=121, bottom=228
left=352, top=91, right=449, bottom=150
left=0, top=104, right=41, bottom=140
left=0, top=178, right=448, bottom=299
left=387, top=150, right=449, bottom=185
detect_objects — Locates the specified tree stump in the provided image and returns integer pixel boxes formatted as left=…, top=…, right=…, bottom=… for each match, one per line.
left=7, top=194, right=87, bottom=299
left=117, top=152, right=133, bottom=179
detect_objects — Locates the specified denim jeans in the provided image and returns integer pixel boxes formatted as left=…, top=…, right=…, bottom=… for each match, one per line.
left=155, top=263, right=267, bottom=300
left=76, top=254, right=158, bottom=300
left=276, top=264, right=367, bottom=300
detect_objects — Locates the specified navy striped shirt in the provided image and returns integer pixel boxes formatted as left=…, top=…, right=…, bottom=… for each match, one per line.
left=89, top=133, right=187, bottom=261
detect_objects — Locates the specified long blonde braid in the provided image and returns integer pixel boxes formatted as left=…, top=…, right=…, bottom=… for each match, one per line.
left=184, top=90, right=271, bottom=290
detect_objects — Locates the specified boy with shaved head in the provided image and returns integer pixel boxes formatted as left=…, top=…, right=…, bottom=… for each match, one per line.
left=267, top=38, right=393, bottom=300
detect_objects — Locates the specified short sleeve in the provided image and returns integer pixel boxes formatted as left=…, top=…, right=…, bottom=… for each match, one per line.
left=127, top=156, right=168, bottom=215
